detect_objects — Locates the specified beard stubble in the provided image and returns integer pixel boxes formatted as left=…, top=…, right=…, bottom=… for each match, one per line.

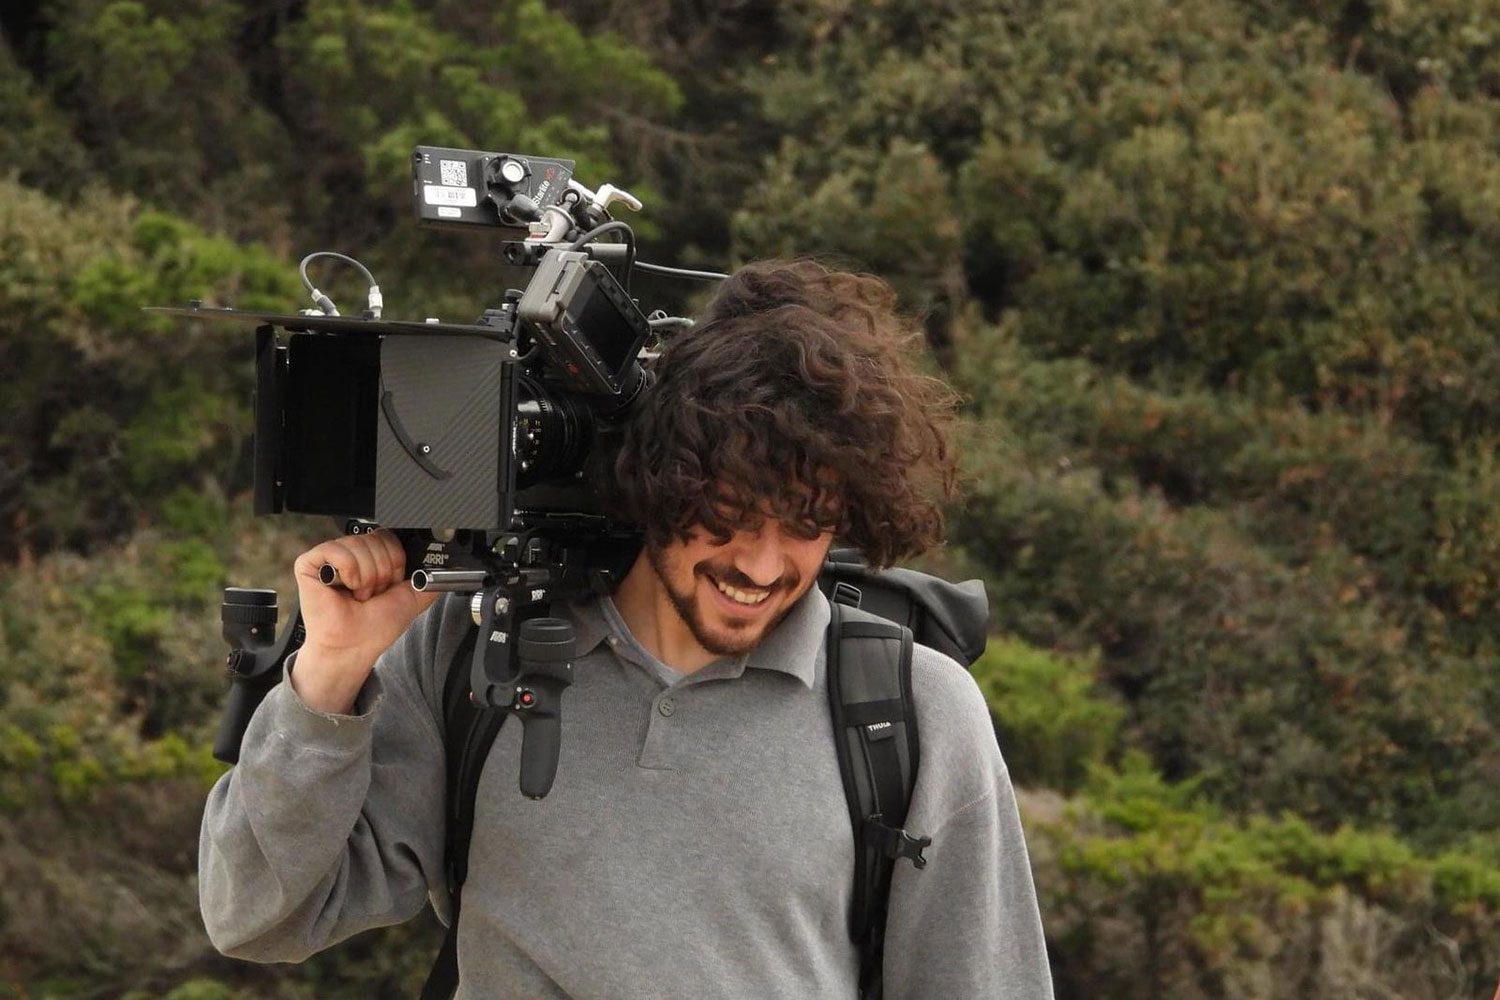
left=645, top=543, right=806, bottom=658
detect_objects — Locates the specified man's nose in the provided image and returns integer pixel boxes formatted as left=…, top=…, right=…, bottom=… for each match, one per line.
left=734, top=526, right=785, bottom=588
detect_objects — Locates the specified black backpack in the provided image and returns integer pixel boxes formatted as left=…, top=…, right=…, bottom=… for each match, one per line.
left=421, top=552, right=989, bottom=1000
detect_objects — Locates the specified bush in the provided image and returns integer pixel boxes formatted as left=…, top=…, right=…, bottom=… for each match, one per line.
left=0, top=180, right=299, bottom=563
left=1026, top=756, right=1500, bottom=999
left=737, top=0, right=1500, bottom=446
left=974, top=636, right=1122, bottom=791
left=0, top=507, right=363, bottom=995
left=953, top=420, right=1493, bottom=835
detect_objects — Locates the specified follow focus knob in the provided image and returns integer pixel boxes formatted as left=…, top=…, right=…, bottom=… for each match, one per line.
left=221, top=587, right=277, bottom=648
left=517, top=617, right=574, bottom=663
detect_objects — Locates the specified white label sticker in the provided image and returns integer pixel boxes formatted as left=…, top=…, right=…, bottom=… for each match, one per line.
left=424, top=184, right=477, bottom=208
left=437, top=206, right=461, bottom=218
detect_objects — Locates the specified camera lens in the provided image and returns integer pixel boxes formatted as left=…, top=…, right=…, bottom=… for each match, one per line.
left=592, top=362, right=651, bottom=421
left=514, top=377, right=594, bottom=488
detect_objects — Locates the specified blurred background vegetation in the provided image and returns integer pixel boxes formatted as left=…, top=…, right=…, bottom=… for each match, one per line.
left=3, top=0, right=1500, bottom=996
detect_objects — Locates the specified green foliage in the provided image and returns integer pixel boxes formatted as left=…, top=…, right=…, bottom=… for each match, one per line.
left=0, top=500, right=303, bottom=816
left=956, top=410, right=1495, bottom=834
left=28, top=0, right=688, bottom=329
left=1029, top=757, right=1500, bottom=997
left=267, top=0, right=680, bottom=319
left=733, top=137, right=965, bottom=326
left=935, top=321, right=1500, bottom=840
left=956, top=337, right=1444, bottom=618
left=974, top=637, right=1122, bottom=791
left=1082, top=751, right=1215, bottom=833
left=158, top=981, right=242, bottom=1000
left=0, top=513, right=334, bottom=995
left=0, top=42, right=87, bottom=194
left=0, top=179, right=298, bottom=561
left=0, top=545, right=226, bottom=809
left=42, top=0, right=295, bottom=241
left=738, top=0, right=1500, bottom=443
left=118, top=377, right=243, bottom=493
left=277, top=0, right=680, bottom=192
left=158, top=486, right=231, bottom=540
left=1237, top=0, right=1500, bottom=101
left=1428, top=440, right=1500, bottom=633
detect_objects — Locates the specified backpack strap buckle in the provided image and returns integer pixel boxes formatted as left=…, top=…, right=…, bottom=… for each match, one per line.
left=864, top=814, right=931, bottom=869
left=830, top=580, right=863, bottom=608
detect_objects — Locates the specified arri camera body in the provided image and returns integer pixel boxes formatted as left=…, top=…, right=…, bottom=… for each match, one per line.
left=161, top=148, right=717, bottom=799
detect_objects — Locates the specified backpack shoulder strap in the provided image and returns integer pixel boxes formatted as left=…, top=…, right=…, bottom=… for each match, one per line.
left=423, top=623, right=507, bottom=1000
left=826, top=599, right=929, bottom=1000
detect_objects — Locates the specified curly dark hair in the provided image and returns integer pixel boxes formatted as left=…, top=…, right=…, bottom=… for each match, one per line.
left=610, top=259, right=961, bottom=568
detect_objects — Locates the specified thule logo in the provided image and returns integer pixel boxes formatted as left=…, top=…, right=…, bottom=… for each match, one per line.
left=866, top=721, right=893, bottom=734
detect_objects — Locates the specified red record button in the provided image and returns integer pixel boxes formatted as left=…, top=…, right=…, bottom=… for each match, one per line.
left=516, top=688, right=537, bottom=708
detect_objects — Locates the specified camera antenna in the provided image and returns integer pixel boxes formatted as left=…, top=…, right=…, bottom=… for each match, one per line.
left=298, top=251, right=383, bottom=318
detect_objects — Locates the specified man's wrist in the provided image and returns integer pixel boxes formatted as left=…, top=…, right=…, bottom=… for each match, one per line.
left=289, top=642, right=379, bottom=715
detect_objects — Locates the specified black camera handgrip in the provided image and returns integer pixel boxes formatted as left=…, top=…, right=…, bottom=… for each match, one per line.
left=512, top=617, right=576, bottom=799
left=516, top=682, right=567, bottom=799
left=214, top=679, right=271, bottom=765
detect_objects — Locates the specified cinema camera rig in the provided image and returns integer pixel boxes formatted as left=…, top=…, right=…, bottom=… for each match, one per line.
left=155, top=148, right=725, bottom=799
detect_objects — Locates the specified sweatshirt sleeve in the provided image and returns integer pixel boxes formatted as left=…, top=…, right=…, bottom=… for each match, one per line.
left=880, top=647, right=1054, bottom=999
left=197, top=596, right=461, bottom=962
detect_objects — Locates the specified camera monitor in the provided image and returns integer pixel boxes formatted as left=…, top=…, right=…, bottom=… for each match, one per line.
left=412, top=146, right=575, bottom=236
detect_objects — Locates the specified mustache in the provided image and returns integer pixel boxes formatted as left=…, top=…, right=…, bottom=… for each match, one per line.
left=697, top=562, right=797, bottom=592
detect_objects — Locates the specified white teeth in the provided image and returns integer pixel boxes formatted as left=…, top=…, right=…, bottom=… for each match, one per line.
left=714, top=577, right=769, bottom=605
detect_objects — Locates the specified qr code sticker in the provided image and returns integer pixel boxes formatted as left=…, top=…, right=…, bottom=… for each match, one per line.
left=439, top=159, right=467, bottom=187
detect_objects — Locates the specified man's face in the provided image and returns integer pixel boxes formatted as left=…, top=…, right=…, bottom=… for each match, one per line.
left=646, top=517, right=835, bottom=658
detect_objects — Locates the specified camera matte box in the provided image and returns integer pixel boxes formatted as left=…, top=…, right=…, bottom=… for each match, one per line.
left=375, top=335, right=516, bottom=530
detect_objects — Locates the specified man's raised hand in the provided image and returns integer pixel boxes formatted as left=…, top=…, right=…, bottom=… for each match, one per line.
left=288, top=530, right=441, bottom=713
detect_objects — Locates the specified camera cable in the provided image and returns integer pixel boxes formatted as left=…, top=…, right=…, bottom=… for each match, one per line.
left=633, top=261, right=729, bottom=282
left=299, top=251, right=383, bottom=319
left=567, top=221, right=637, bottom=291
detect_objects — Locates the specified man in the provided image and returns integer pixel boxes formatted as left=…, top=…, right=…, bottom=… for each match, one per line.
left=199, top=259, right=1054, bottom=998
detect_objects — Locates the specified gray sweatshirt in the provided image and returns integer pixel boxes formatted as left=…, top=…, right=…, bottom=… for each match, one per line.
left=199, top=586, right=1054, bottom=998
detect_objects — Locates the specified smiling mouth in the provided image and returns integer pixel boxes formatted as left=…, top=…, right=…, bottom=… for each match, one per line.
left=708, top=574, right=772, bottom=606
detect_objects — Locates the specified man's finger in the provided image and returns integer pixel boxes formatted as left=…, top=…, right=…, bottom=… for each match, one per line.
left=377, top=529, right=407, bottom=580
left=297, top=542, right=361, bottom=591
left=365, top=534, right=395, bottom=591
left=340, top=537, right=381, bottom=599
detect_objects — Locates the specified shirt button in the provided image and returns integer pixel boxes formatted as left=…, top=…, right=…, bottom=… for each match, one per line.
left=658, top=697, right=676, bottom=717
left=608, top=636, right=619, bottom=646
